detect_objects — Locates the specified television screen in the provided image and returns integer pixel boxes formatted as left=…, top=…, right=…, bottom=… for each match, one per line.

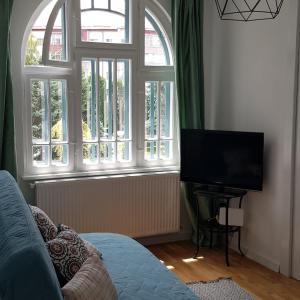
left=180, top=129, right=264, bottom=191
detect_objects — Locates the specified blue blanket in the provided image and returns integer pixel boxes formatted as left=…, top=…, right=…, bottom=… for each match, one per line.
left=81, top=233, right=199, bottom=300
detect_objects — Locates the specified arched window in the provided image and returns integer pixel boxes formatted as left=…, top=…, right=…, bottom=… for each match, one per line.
left=24, top=0, right=176, bottom=176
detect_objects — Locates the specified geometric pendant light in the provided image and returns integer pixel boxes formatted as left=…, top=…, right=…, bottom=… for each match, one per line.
left=214, top=0, right=284, bottom=21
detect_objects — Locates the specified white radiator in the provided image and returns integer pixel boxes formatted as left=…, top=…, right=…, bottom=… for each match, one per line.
left=36, top=172, right=180, bottom=237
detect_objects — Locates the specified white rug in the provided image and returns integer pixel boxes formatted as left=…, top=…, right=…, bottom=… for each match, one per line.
left=187, top=278, right=256, bottom=300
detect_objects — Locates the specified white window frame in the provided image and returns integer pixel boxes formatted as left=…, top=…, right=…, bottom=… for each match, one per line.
left=43, top=0, right=73, bottom=67
left=23, top=0, right=178, bottom=179
left=73, top=51, right=137, bottom=172
left=24, top=66, right=75, bottom=175
left=75, top=0, right=139, bottom=51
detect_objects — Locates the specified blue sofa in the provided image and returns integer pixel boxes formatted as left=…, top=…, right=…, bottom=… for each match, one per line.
left=0, top=171, right=198, bottom=300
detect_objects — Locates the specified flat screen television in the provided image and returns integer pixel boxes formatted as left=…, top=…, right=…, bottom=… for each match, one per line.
left=180, top=129, right=264, bottom=191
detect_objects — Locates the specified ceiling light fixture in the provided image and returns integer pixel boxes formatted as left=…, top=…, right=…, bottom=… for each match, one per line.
left=214, top=0, right=284, bottom=21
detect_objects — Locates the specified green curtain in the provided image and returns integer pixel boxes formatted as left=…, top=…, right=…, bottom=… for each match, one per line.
left=0, top=0, right=17, bottom=179
left=172, top=0, right=211, bottom=245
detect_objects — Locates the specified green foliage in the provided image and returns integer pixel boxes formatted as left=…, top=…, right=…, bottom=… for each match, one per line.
left=31, top=80, right=44, bottom=140
left=51, top=120, right=64, bottom=159
left=51, top=119, right=92, bottom=160
left=31, top=79, right=65, bottom=141
left=25, top=34, right=41, bottom=65
left=98, top=76, right=105, bottom=134
left=81, top=72, right=105, bottom=137
left=50, top=80, right=64, bottom=126
left=145, top=82, right=157, bottom=137
left=82, top=121, right=93, bottom=159
left=31, top=59, right=128, bottom=162
left=51, top=120, right=62, bottom=141
left=81, top=72, right=90, bottom=123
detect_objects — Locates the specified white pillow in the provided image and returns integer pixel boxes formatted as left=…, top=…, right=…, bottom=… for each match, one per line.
left=62, top=254, right=117, bottom=300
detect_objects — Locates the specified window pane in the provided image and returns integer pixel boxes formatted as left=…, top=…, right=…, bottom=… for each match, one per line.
left=83, top=143, right=98, bottom=164
left=117, top=60, right=130, bottom=140
left=49, top=5, right=67, bottom=61
left=145, top=82, right=158, bottom=139
left=145, top=141, right=158, bottom=160
left=99, top=60, right=114, bottom=140
left=111, top=0, right=126, bottom=14
left=94, top=0, right=108, bottom=9
left=82, top=59, right=98, bottom=141
left=100, top=142, right=115, bottom=162
left=25, top=0, right=57, bottom=65
left=33, top=145, right=49, bottom=166
left=81, top=0, right=91, bottom=9
left=117, top=141, right=130, bottom=161
left=32, top=80, right=49, bottom=142
left=81, top=9, right=129, bottom=43
left=51, top=144, right=68, bottom=165
left=160, top=82, right=172, bottom=139
left=145, top=11, right=171, bottom=66
left=51, top=80, right=68, bottom=142
left=160, top=140, right=172, bottom=160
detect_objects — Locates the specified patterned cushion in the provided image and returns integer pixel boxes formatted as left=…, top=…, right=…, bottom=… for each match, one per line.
left=46, top=228, right=89, bottom=282
left=57, top=224, right=102, bottom=258
left=57, top=223, right=72, bottom=232
left=62, top=254, right=117, bottom=300
left=30, top=205, right=57, bottom=242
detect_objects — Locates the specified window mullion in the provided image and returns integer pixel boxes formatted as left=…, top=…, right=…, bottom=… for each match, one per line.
left=113, top=59, right=118, bottom=161
left=96, top=58, right=100, bottom=164
left=42, top=0, right=68, bottom=65
left=62, top=80, right=68, bottom=143
left=61, top=3, right=67, bottom=61
left=125, top=0, right=130, bottom=43
left=47, top=79, right=51, bottom=166
left=170, top=83, right=174, bottom=140
left=157, top=81, right=161, bottom=160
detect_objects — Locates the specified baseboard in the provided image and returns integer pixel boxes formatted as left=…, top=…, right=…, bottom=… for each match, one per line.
left=245, top=249, right=280, bottom=272
left=292, top=271, right=300, bottom=280
left=229, top=234, right=280, bottom=272
left=230, top=243, right=280, bottom=272
left=136, top=230, right=192, bottom=246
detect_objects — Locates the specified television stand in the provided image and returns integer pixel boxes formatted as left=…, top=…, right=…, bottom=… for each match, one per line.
left=193, top=187, right=247, bottom=266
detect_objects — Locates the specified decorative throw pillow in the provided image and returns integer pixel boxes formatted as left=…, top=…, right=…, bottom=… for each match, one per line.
left=46, top=228, right=89, bottom=282
left=62, top=254, right=118, bottom=300
left=57, top=224, right=102, bottom=258
left=30, top=205, right=57, bottom=241
left=57, top=223, right=73, bottom=233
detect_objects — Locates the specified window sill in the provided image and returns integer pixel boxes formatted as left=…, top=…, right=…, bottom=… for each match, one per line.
left=22, top=165, right=180, bottom=181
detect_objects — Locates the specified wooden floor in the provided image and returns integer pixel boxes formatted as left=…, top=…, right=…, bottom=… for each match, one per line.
left=147, top=240, right=300, bottom=300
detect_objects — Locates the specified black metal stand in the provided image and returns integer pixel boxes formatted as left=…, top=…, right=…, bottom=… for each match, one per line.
left=194, top=190, right=200, bottom=259
left=193, top=187, right=247, bottom=266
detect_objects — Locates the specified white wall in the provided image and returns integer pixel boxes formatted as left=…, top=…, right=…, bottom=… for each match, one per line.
left=293, top=38, right=300, bottom=280
left=204, top=1, right=299, bottom=275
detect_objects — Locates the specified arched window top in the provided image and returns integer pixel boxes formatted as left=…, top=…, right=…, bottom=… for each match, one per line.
left=145, top=9, right=172, bottom=66
left=25, top=0, right=172, bottom=67
left=25, top=0, right=69, bottom=66
left=25, top=0, right=58, bottom=65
